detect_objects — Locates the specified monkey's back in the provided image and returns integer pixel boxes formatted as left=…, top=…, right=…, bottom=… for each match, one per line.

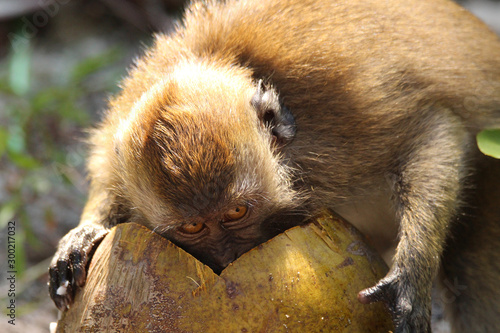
left=116, top=0, right=500, bottom=133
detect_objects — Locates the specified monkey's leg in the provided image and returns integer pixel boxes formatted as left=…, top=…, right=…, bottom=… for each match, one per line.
left=358, top=115, right=470, bottom=333
left=439, top=156, right=500, bottom=333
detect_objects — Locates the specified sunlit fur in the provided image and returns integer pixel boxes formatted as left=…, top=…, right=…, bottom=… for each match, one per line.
left=107, top=62, right=298, bottom=228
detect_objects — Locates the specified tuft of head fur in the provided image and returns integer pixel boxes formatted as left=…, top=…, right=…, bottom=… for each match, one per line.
left=105, top=62, right=299, bottom=230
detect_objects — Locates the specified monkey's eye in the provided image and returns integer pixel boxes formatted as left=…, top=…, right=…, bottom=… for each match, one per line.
left=179, top=222, right=205, bottom=234
left=224, top=205, right=248, bottom=221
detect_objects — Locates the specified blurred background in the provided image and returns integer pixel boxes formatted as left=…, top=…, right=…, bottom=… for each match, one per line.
left=0, top=0, right=498, bottom=332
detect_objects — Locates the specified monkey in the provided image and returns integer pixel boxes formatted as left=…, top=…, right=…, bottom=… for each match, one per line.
left=48, top=0, right=500, bottom=332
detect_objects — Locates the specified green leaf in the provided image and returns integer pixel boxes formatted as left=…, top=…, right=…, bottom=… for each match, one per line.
left=8, top=151, right=41, bottom=170
left=71, top=48, right=121, bottom=82
left=31, top=87, right=64, bottom=112
left=477, top=129, right=500, bottom=159
left=8, top=38, right=31, bottom=96
left=6, top=126, right=25, bottom=154
left=0, top=200, right=20, bottom=229
left=0, top=127, right=8, bottom=156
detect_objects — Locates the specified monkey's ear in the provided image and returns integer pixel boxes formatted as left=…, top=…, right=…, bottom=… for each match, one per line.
left=251, top=80, right=296, bottom=147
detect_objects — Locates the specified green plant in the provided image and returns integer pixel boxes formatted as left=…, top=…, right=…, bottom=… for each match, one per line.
left=0, top=34, right=125, bottom=274
left=477, top=129, right=500, bottom=159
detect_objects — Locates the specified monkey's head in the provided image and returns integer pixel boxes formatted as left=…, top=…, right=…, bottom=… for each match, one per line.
left=112, top=62, right=302, bottom=273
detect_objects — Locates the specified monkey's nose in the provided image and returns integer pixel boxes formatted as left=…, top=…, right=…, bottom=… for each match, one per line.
left=222, top=252, right=238, bottom=267
left=214, top=252, right=238, bottom=271
left=210, top=253, right=237, bottom=275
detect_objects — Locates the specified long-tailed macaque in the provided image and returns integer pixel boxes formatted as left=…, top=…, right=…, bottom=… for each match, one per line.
left=49, top=0, right=500, bottom=331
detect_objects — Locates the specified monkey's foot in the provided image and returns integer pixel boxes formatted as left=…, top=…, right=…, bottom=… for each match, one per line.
left=48, top=225, right=109, bottom=311
left=357, top=267, right=431, bottom=333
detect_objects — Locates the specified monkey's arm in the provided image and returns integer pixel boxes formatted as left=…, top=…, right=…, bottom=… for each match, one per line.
left=358, top=115, right=468, bottom=333
left=48, top=184, right=119, bottom=310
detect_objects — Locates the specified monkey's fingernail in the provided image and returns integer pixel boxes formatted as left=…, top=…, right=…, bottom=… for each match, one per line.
left=56, top=280, right=70, bottom=296
left=357, top=287, right=381, bottom=304
left=357, top=290, right=372, bottom=304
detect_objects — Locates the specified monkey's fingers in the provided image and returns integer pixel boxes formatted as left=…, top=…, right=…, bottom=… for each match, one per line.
left=48, top=225, right=109, bottom=311
left=358, top=285, right=384, bottom=304
left=48, top=259, right=75, bottom=311
left=357, top=272, right=397, bottom=305
left=358, top=269, right=431, bottom=333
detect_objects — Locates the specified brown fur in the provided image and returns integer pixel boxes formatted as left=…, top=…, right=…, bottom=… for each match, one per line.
left=50, top=0, right=500, bottom=331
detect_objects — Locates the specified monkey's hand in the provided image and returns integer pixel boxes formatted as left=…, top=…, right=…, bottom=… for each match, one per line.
left=48, top=224, right=109, bottom=311
left=357, top=265, right=431, bottom=333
